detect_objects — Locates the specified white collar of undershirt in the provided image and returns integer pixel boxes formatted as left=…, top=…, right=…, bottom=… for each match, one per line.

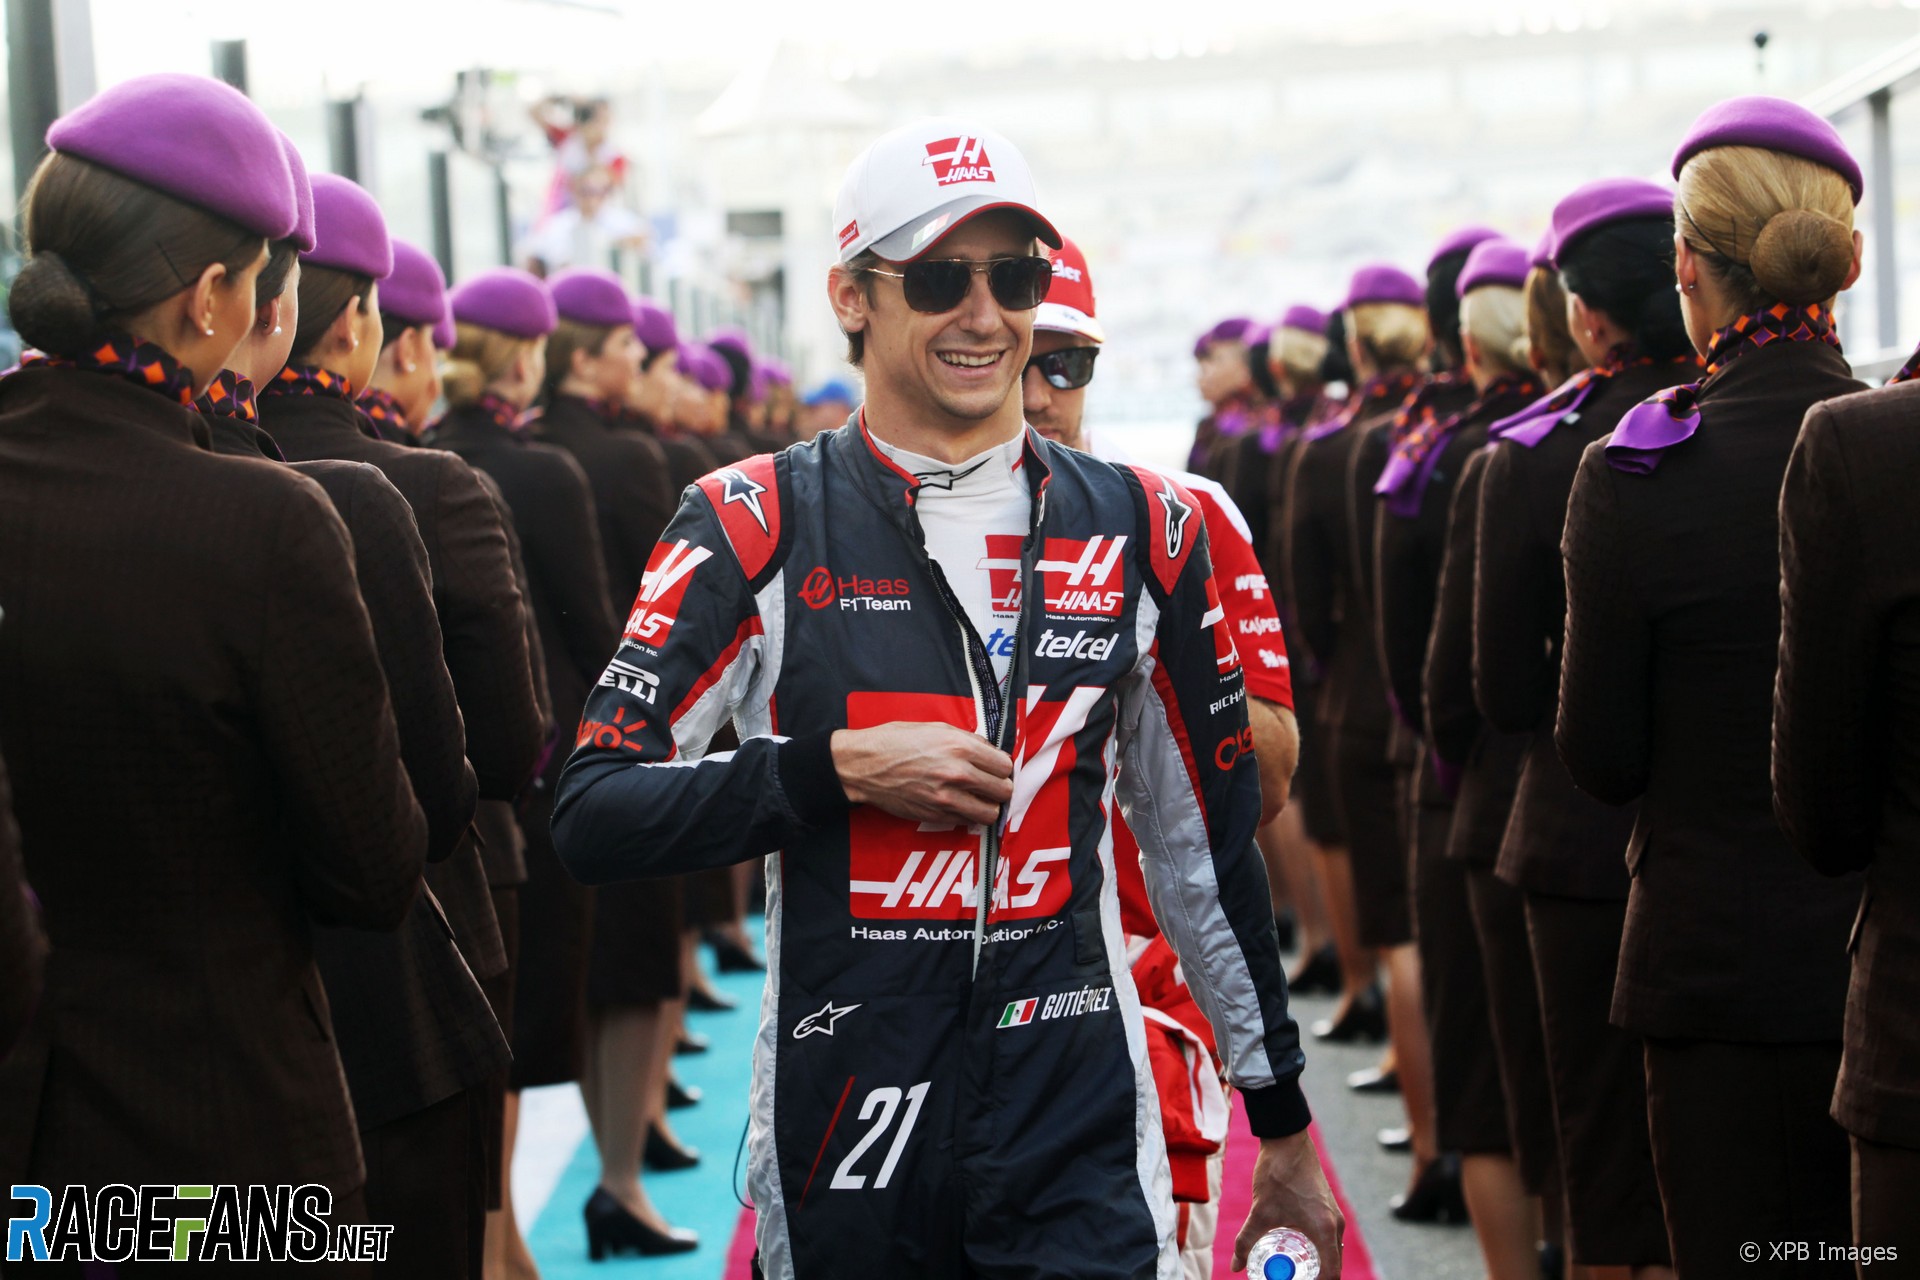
left=871, top=430, right=1029, bottom=499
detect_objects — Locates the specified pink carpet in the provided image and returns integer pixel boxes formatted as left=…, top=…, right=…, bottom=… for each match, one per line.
left=723, top=1093, right=1373, bottom=1279
left=1213, top=1096, right=1375, bottom=1279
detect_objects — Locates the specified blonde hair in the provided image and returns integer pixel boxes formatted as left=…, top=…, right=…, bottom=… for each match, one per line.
left=1677, top=144, right=1855, bottom=311
left=444, top=321, right=539, bottom=407
left=1523, top=266, right=1585, bottom=386
left=1459, top=285, right=1529, bottom=381
left=1273, top=325, right=1329, bottom=387
left=1347, top=301, right=1429, bottom=372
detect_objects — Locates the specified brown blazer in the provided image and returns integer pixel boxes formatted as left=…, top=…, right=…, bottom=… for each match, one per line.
left=1558, top=340, right=1864, bottom=1042
left=260, top=391, right=544, bottom=980
left=0, top=366, right=425, bottom=1193
left=0, top=750, right=44, bottom=1060
left=1473, top=364, right=1679, bottom=898
left=205, top=420, right=507, bottom=1128
left=433, top=405, right=619, bottom=744
left=1773, top=381, right=1920, bottom=1147
left=1422, top=446, right=1528, bottom=866
left=533, top=396, right=678, bottom=609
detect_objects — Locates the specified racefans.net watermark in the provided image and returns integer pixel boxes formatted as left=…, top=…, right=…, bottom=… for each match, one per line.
left=7, top=1184, right=392, bottom=1264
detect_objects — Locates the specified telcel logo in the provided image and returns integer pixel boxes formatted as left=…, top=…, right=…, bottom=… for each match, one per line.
left=1033, top=628, right=1118, bottom=662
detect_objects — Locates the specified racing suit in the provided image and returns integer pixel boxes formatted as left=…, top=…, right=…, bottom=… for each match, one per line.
left=553, top=418, right=1308, bottom=1279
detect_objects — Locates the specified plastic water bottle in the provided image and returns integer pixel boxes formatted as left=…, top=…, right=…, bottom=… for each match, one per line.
left=1247, top=1227, right=1320, bottom=1280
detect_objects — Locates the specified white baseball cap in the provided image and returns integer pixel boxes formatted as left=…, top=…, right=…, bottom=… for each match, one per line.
left=833, top=117, right=1062, bottom=264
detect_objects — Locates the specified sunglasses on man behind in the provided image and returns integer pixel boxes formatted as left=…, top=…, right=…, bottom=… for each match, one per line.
left=864, top=256, right=1054, bottom=315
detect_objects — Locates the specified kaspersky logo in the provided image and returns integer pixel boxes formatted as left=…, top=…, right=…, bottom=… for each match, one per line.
left=924, top=136, right=994, bottom=186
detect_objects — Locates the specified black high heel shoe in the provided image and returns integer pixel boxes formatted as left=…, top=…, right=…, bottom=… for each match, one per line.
left=1390, top=1153, right=1469, bottom=1225
left=583, top=1188, right=698, bottom=1260
left=675, top=1030, right=711, bottom=1056
left=1310, top=983, right=1387, bottom=1044
left=1273, top=909, right=1297, bottom=954
left=1287, top=944, right=1341, bottom=996
left=644, top=1124, right=701, bottom=1172
left=667, top=1076, right=702, bottom=1110
left=1346, top=1065, right=1399, bottom=1094
left=708, top=929, right=766, bottom=973
left=688, top=985, right=738, bottom=1013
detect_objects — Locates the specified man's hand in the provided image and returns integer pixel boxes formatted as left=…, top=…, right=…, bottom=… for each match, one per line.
left=831, top=722, right=1014, bottom=828
left=1231, top=1131, right=1343, bottom=1276
left=1248, top=699, right=1299, bottom=827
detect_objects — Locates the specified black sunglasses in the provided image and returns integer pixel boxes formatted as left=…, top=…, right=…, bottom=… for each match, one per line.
left=865, top=256, right=1054, bottom=314
left=1026, top=347, right=1099, bottom=390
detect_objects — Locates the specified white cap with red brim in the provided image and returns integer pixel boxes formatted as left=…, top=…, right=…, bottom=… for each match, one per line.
left=833, top=117, right=1063, bottom=264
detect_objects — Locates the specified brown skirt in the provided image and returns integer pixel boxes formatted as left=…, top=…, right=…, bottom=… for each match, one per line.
left=586, top=875, right=686, bottom=1009
left=508, top=785, right=592, bottom=1089
left=1330, top=725, right=1410, bottom=947
left=1524, top=891, right=1670, bottom=1267
left=1854, top=1133, right=1920, bottom=1258
left=684, top=866, right=739, bottom=929
left=1465, top=867, right=1560, bottom=1196
left=1411, top=804, right=1509, bottom=1154
left=1644, top=1037, right=1849, bottom=1277
left=1294, top=686, right=1344, bottom=848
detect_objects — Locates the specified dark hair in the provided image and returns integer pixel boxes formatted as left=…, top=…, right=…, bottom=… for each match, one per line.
left=1425, top=249, right=1472, bottom=370
left=840, top=250, right=881, bottom=366
left=1246, top=337, right=1279, bottom=400
left=543, top=317, right=616, bottom=398
left=1556, top=217, right=1692, bottom=362
left=254, top=240, right=300, bottom=311
left=1319, top=309, right=1356, bottom=385
left=713, top=342, right=751, bottom=400
left=9, top=152, right=265, bottom=357
left=290, top=264, right=374, bottom=361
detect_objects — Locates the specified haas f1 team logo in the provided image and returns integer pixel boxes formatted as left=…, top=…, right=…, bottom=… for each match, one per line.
left=623, top=539, right=712, bottom=648
left=924, top=136, right=994, bottom=186
left=1036, top=536, right=1127, bottom=618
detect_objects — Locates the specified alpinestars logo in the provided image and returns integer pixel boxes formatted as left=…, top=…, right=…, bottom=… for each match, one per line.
left=717, top=468, right=771, bottom=533
left=1155, top=476, right=1194, bottom=562
left=1036, top=536, right=1127, bottom=618
left=624, top=539, right=713, bottom=648
left=793, top=1000, right=861, bottom=1039
left=924, top=136, right=994, bottom=186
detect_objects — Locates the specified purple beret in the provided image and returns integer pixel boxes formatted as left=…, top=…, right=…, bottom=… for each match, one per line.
left=682, top=345, right=733, bottom=392
left=1429, top=225, right=1503, bottom=269
left=1457, top=240, right=1531, bottom=296
left=433, top=313, right=456, bottom=352
left=761, top=359, right=792, bottom=386
left=1194, top=316, right=1255, bottom=357
left=381, top=240, right=449, bottom=336
left=1673, top=95, right=1863, bottom=203
left=279, top=133, right=316, bottom=253
left=304, top=174, right=393, bottom=280
left=1530, top=229, right=1556, bottom=270
left=1342, top=263, right=1425, bottom=310
left=449, top=267, right=558, bottom=340
left=1243, top=323, right=1273, bottom=347
left=1550, top=178, right=1675, bottom=266
left=549, top=268, right=635, bottom=329
left=1279, top=304, right=1329, bottom=335
left=707, top=326, right=754, bottom=361
left=47, top=73, right=295, bottom=241
left=633, top=300, right=679, bottom=357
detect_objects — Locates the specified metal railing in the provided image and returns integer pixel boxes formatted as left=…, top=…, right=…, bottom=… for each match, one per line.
left=1804, top=32, right=1920, bottom=382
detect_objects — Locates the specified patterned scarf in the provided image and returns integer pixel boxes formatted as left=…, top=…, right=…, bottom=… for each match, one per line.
left=15, top=335, right=197, bottom=406
left=1486, top=347, right=1673, bottom=448
left=261, top=363, right=358, bottom=404
left=1605, top=302, right=1841, bottom=475
left=195, top=369, right=259, bottom=423
left=1375, top=373, right=1542, bottom=518
left=358, top=386, right=410, bottom=437
left=1302, top=370, right=1421, bottom=443
left=1888, top=341, right=1920, bottom=386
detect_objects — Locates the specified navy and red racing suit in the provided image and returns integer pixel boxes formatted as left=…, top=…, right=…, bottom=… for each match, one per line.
left=553, top=418, right=1308, bottom=1280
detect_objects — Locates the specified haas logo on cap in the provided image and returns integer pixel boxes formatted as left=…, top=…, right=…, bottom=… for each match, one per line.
left=924, top=136, right=994, bottom=186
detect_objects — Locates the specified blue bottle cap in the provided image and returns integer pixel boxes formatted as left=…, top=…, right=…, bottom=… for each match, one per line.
left=1263, top=1254, right=1297, bottom=1280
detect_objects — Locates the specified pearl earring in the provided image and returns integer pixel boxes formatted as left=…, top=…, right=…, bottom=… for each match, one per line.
left=273, top=325, right=283, bottom=335
left=203, top=326, right=215, bottom=337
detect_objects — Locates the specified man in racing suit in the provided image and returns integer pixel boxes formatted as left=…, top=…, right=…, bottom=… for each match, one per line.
left=1023, top=234, right=1303, bottom=1279
left=553, top=118, right=1342, bottom=1279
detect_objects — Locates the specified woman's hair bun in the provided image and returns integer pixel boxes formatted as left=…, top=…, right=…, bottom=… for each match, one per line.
left=7, top=251, right=102, bottom=356
left=1749, top=209, right=1854, bottom=305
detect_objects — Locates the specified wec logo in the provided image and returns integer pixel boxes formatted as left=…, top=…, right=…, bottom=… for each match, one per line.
left=923, top=136, right=994, bottom=186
